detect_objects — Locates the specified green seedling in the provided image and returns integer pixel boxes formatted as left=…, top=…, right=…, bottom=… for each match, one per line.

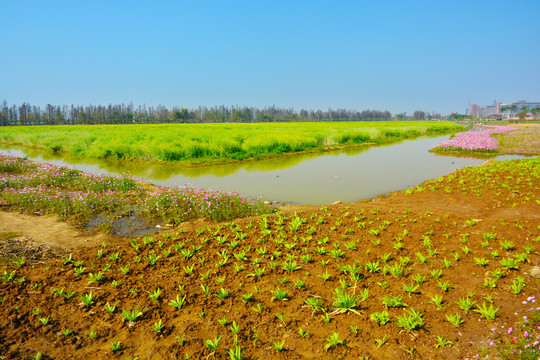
left=402, top=283, right=419, bottom=297
left=325, top=332, right=343, bottom=349
left=370, top=311, right=390, bottom=325
left=435, top=336, right=453, bottom=348
left=152, top=319, right=164, bottom=332
left=474, top=301, right=500, bottom=320
left=122, top=307, right=143, bottom=322
left=80, top=292, right=94, bottom=307
left=169, top=294, right=186, bottom=309
left=375, top=335, right=388, bottom=348
left=396, top=308, right=423, bottom=331
left=445, top=313, right=464, bottom=327
left=215, top=288, right=230, bottom=299
left=456, top=296, right=475, bottom=311
left=271, top=287, right=289, bottom=301
left=111, top=340, right=121, bottom=352
left=147, top=288, right=162, bottom=302
left=381, top=294, right=407, bottom=309
left=104, top=302, right=116, bottom=314
left=39, top=315, right=50, bottom=325
left=273, top=340, right=285, bottom=352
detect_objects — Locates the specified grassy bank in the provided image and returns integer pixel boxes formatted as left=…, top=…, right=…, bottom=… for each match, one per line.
left=0, top=121, right=463, bottom=166
left=0, top=154, right=272, bottom=227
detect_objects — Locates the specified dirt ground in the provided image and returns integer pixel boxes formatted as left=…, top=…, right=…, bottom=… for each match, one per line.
left=0, top=127, right=539, bottom=360
left=496, top=123, right=540, bottom=156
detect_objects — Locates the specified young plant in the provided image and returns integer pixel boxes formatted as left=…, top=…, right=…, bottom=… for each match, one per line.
left=474, top=257, right=490, bottom=267
left=500, top=257, right=518, bottom=270
left=87, top=271, right=104, bottom=284
left=273, top=340, right=285, bottom=352
left=396, top=308, right=424, bottom=331
left=474, top=301, right=500, bottom=320
left=364, top=261, right=381, bottom=273
left=456, top=296, right=475, bottom=311
left=39, top=315, right=50, bottom=325
left=375, top=335, right=388, bottom=348
left=370, top=311, right=390, bottom=325
left=119, top=265, right=130, bottom=275
left=80, top=292, right=94, bottom=307
left=122, top=307, right=143, bottom=322
left=147, top=288, right=162, bottom=302
left=325, top=332, right=344, bottom=349
left=437, top=280, right=452, bottom=292
left=152, top=319, right=164, bottom=332
left=271, top=287, right=289, bottom=301
left=509, top=277, right=525, bottom=294
left=103, top=302, right=116, bottom=314
left=305, top=297, right=325, bottom=314
left=429, top=294, right=444, bottom=310
left=435, top=336, right=453, bottom=348
left=215, top=288, right=230, bottom=299
left=332, top=288, right=360, bottom=315
left=445, top=313, right=464, bottom=327
left=381, top=294, right=407, bottom=309
left=412, top=274, right=426, bottom=284
left=230, top=320, right=240, bottom=334
left=402, top=283, right=419, bottom=297
left=281, top=261, right=302, bottom=272
left=169, top=295, right=186, bottom=309
left=111, top=340, right=122, bottom=352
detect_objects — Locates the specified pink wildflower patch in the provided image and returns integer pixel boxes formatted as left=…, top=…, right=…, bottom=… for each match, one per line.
left=433, top=126, right=517, bottom=152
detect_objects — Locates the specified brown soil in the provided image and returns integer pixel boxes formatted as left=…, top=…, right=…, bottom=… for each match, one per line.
left=0, top=158, right=539, bottom=359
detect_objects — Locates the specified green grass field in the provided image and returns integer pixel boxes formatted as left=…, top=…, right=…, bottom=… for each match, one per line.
left=0, top=121, right=463, bottom=165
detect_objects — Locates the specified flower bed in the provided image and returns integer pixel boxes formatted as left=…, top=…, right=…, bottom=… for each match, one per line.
left=432, top=125, right=518, bottom=153
left=0, top=154, right=271, bottom=225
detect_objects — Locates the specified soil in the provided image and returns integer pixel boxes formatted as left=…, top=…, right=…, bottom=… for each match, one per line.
left=0, top=137, right=539, bottom=359
left=496, top=124, right=540, bottom=156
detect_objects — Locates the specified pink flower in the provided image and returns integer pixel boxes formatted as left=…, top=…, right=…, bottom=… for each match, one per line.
left=524, top=331, right=529, bottom=338
left=508, top=327, right=513, bottom=334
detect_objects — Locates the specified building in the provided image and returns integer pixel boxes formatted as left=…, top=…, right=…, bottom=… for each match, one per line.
left=499, top=100, right=540, bottom=118
left=469, top=101, right=501, bottom=117
left=470, top=100, right=540, bottom=118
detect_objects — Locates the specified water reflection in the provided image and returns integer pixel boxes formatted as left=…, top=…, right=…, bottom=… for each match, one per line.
left=0, top=136, right=524, bottom=205
left=0, top=142, right=373, bottom=179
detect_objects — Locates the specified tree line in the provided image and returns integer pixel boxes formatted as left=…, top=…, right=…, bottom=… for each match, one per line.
left=0, top=100, right=402, bottom=126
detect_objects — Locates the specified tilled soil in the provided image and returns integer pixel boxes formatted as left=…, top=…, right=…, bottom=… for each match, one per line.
left=0, top=158, right=539, bottom=360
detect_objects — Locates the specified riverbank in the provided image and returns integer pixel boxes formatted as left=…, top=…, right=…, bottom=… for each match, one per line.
left=1, top=155, right=539, bottom=359
left=495, top=124, right=540, bottom=156
left=0, top=121, right=464, bottom=167
left=0, top=154, right=273, bottom=233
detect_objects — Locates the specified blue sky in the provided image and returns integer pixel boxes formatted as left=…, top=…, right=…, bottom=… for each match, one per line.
left=1, top=0, right=539, bottom=115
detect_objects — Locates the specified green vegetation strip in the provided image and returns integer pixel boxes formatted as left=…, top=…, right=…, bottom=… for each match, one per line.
left=0, top=121, right=463, bottom=165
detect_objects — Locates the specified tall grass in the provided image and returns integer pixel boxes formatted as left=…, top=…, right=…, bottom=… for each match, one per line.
left=0, top=121, right=463, bottom=165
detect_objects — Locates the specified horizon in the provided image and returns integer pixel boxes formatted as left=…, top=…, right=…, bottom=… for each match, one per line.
left=1, top=1, right=539, bottom=115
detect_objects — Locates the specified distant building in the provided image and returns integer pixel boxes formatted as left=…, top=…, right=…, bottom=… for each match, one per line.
left=499, top=100, right=540, bottom=118
left=470, top=100, right=539, bottom=118
left=469, top=104, right=478, bottom=116
left=469, top=101, right=501, bottom=117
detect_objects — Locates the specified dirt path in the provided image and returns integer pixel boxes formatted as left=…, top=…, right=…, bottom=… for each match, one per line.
left=0, top=211, right=111, bottom=264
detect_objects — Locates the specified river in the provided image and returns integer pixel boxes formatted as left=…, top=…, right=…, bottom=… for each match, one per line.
left=0, top=135, right=524, bottom=204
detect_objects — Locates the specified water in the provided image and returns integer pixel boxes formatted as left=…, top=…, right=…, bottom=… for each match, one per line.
left=0, top=135, right=524, bottom=204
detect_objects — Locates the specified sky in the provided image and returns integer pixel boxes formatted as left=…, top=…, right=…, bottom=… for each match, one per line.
left=1, top=0, right=539, bottom=115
